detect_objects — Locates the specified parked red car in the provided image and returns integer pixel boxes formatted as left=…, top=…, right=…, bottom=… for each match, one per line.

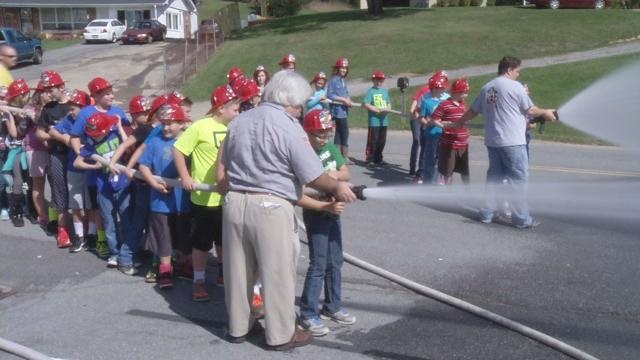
left=531, top=0, right=609, bottom=9
left=122, top=20, right=167, bottom=44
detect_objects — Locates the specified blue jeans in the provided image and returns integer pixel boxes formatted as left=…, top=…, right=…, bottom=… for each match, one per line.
left=409, top=118, right=424, bottom=175
left=96, top=186, right=132, bottom=258
left=421, top=131, right=441, bottom=184
left=119, top=181, right=149, bottom=266
left=299, top=211, right=343, bottom=320
left=479, top=145, right=533, bottom=227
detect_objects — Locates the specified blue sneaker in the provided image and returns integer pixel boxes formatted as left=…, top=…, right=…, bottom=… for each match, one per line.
left=320, top=309, right=356, bottom=325
left=301, top=317, right=330, bottom=337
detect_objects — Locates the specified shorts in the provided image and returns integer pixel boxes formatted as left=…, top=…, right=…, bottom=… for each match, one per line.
left=191, top=203, right=222, bottom=252
left=87, top=185, right=97, bottom=210
left=48, top=152, right=68, bottom=211
left=67, top=171, right=92, bottom=210
left=438, top=145, right=469, bottom=178
left=27, top=150, right=49, bottom=178
left=147, top=212, right=193, bottom=257
left=333, top=117, right=349, bottom=147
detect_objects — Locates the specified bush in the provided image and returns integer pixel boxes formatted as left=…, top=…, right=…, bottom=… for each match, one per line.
left=268, top=0, right=303, bottom=16
left=470, top=0, right=482, bottom=5
left=437, top=0, right=450, bottom=6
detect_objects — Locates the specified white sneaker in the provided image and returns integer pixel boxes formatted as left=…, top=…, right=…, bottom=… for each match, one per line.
left=301, top=318, right=330, bottom=337
left=107, top=256, right=118, bottom=268
left=320, top=309, right=356, bottom=325
left=0, top=209, right=9, bottom=221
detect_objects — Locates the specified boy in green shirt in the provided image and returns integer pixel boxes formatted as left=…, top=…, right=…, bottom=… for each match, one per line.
left=363, top=70, right=391, bottom=166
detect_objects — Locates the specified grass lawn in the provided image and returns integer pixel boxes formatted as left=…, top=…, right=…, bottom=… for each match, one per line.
left=345, top=52, right=640, bottom=144
left=198, top=0, right=252, bottom=21
left=183, top=6, right=640, bottom=102
left=41, top=39, right=82, bottom=51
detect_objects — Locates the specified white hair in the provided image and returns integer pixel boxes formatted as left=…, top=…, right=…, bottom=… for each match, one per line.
left=263, top=70, right=312, bottom=107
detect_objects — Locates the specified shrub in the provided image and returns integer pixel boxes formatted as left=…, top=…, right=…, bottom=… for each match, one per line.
left=269, top=0, right=303, bottom=16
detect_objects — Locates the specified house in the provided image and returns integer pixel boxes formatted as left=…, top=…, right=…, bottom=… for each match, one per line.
left=0, top=0, right=198, bottom=39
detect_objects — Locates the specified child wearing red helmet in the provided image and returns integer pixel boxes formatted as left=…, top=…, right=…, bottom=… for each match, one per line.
left=1, top=78, right=34, bottom=227
left=138, top=103, right=192, bottom=289
left=253, top=65, right=270, bottom=94
left=418, top=73, right=450, bottom=185
left=49, top=89, right=101, bottom=252
left=278, top=54, right=296, bottom=71
left=435, top=78, right=471, bottom=185
left=73, top=111, right=131, bottom=269
left=35, top=70, right=74, bottom=246
left=327, top=57, right=353, bottom=163
left=174, top=84, right=240, bottom=301
left=298, top=109, right=356, bottom=337
left=363, top=70, right=391, bottom=166
left=306, top=71, right=328, bottom=113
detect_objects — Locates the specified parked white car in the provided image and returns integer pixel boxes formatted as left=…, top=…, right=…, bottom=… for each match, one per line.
left=83, top=19, right=126, bottom=43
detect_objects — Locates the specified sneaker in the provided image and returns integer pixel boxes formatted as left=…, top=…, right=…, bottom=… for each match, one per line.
left=215, top=274, right=224, bottom=287
left=118, top=265, right=138, bottom=276
left=133, top=260, right=142, bottom=268
left=25, top=213, right=38, bottom=225
left=192, top=280, right=210, bottom=302
left=174, top=262, right=194, bottom=280
left=106, top=256, right=118, bottom=268
left=301, top=317, right=330, bottom=337
left=320, top=309, right=356, bottom=325
left=85, top=234, right=97, bottom=251
left=0, top=209, right=9, bottom=221
left=157, top=272, right=174, bottom=289
left=515, top=219, right=541, bottom=229
left=45, top=221, right=58, bottom=237
left=69, top=236, right=87, bottom=253
left=96, top=241, right=110, bottom=258
left=412, top=176, right=423, bottom=184
left=479, top=217, right=493, bottom=224
left=11, top=214, right=24, bottom=228
left=56, top=228, right=72, bottom=248
left=145, top=269, right=158, bottom=283
left=267, top=326, right=313, bottom=351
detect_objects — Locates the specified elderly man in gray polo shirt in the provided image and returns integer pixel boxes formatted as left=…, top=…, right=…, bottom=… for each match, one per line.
left=221, top=70, right=356, bottom=350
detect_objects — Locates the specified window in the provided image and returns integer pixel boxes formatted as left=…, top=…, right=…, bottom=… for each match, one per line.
left=166, top=12, right=180, bottom=30
left=14, top=31, right=27, bottom=41
left=39, top=7, right=90, bottom=31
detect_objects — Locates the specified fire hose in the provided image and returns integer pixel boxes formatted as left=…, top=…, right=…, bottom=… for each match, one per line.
left=1, top=155, right=598, bottom=360
left=322, top=99, right=411, bottom=119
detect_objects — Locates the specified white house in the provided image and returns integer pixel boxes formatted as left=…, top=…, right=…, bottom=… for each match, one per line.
left=0, top=0, right=198, bottom=39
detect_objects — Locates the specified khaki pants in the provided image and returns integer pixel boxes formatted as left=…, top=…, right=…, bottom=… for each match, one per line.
left=223, top=191, right=301, bottom=346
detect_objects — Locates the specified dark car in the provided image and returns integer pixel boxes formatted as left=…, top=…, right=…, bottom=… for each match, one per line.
left=531, top=0, right=610, bottom=9
left=122, top=20, right=166, bottom=44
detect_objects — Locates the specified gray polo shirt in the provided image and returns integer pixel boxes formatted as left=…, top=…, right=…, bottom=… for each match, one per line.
left=471, top=76, right=533, bottom=147
left=222, top=102, right=325, bottom=201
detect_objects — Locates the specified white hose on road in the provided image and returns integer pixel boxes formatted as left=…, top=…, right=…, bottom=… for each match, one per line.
left=0, top=337, right=53, bottom=360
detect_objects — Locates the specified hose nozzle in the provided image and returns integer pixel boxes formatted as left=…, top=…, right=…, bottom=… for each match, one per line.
left=351, top=185, right=367, bottom=200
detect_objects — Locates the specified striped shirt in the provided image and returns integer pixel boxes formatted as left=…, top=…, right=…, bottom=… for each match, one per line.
left=432, top=99, right=468, bottom=150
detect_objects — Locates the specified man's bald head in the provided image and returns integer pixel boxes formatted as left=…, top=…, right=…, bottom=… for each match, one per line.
left=0, top=44, right=18, bottom=69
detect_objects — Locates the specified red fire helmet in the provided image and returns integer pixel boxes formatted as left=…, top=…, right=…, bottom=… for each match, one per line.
left=428, top=75, right=449, bottom=90
left=371, top=70, right=386, bottom=80
left=40, top=70, right=65, bottom=88
left=148, top=95, right=169, bottom=120
left=433, top=69, right=448, bottom=82
left=279, top=53, right=296, bottom=67
left=88, top=77, right=112, bottom=96
left=129, top=95, right=151, bottom=115
left=227, top=67, right=245, bottom=84
left=157, top=103, right=188, bottom=122
left=236, top=79, right=260, bottom=102
left=333, top=57, right=349, bottom=68
left=85, top=112, right=117, bottom=138
left=311, top=72, right=327, bottom=84
left=303, top=109, right=333, bottom=132
left=451, top=78, right=470, bottom=94
left=210, top=85, right=238, bottom=109
left=5, top=79, right=31, bottom=102
left=68, top=89, right=90, bottom=107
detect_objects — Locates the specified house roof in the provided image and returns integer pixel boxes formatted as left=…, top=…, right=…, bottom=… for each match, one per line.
left=0, top=0, right=196, bottom=10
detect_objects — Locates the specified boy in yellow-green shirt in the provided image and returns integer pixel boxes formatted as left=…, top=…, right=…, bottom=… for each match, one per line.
left=174, top=85, right=240, bottom=302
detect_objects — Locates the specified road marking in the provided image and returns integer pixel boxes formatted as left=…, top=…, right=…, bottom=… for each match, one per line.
left=470, top=160, right=640, bottom=178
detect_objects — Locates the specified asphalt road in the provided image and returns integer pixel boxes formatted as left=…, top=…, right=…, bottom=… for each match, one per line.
left=1, top=130, right=639, bottom=360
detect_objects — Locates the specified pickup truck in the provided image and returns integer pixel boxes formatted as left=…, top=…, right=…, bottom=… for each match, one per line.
left=0, top=27, right=43, bottom=64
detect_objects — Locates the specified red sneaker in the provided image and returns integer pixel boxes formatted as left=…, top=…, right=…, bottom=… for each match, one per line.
left=251, top=294, right=265, bottom=319
left=57, top=227, right=71, bottom=248
left=157, top=272, right=174, bottom=289
left=192, top=280, right=210, bottom=302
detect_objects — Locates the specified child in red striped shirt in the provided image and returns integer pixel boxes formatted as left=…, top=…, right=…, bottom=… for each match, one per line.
left=434, top=79, right=471, bottom=185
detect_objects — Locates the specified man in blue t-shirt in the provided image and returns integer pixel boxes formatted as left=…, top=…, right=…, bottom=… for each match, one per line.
left=419, top=75, right=450, bottom=185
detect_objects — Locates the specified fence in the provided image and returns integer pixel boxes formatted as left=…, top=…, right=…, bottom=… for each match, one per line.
left=161, top=2, right=241, bottom=92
